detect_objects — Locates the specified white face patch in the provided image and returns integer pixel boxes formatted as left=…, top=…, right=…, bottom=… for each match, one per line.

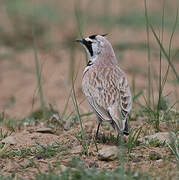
left=90, top=40, right=101, bottom=62
left=81, top=37, right=102, bottom=63
left=92, top=42, right=99, bottom=55
left=85, top=37, right=93, bottom=42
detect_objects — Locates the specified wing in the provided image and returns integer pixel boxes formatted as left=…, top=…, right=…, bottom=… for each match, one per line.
left=82, top=66, right=112, bottom=121
left=86, top=96, right=112, bottom=121
left=82, top=65, right=132, bottom=132
left=118, top=75, right=132, bottom=120
left=108, top=71, right=132, bottom=133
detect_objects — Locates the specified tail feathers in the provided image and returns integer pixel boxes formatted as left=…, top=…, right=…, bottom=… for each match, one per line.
left=123, top=120, right=129, bottom=135
left=110, top=120, right=129, bottom=136
left=108, top=106, right=129, bottom=136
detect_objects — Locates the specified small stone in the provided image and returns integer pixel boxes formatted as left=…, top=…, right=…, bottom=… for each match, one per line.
left=98, top=145, right=118, bottom=161
left=102, top=164, right=112, bottom=169
left=70, top=145, right=82, bottom=154
left=60, top=165, right=67, bottom=171
left=138, top=132, right=170, bottom=144
left=63, top=117, right=74, bottom=131
left=156, top=159, right=162, bottom=163
left=1, top=136, right=17, bottom=145
left=89, top=161, right=99, bottom=168
left=149, top=151, right=162, bottom=160
left=36, top=127, right=54, bottom=134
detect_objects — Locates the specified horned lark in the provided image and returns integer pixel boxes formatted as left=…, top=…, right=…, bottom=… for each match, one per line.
left=76, top=34, right=132, bottom=138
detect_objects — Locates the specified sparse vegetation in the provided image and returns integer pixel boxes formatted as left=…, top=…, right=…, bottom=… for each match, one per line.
left=0, top=0, right=178, bottom=179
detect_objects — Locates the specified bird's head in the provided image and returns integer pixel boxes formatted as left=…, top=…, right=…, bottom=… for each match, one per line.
left=76, top=34, right=115, bottom=64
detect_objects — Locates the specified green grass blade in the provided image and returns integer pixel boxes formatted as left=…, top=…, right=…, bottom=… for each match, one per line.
left=71, top=78, right=88, bottom=155
left=144, top=0, right=151, bottom=107
left=32, top=26, right=46, bottom=117
left=156, top=2, right=165, bottom=131
left=161, top=9, right=178, bottom=89
left=133, top=90, right=144, bottom=102
left=63, top=78, right=88, bottom=155
left=74, top=0, right=84, bottom=38
left=61, top=70, right=79, bottom=120
left=74, top=0, right=88, bottom=65
left=149, top=24, right=179, bottom=83
left=169, top=9, right=178, bottom=59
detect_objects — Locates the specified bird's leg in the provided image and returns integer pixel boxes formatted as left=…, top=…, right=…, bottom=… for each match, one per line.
left=95, top=122, right=101, bottom=140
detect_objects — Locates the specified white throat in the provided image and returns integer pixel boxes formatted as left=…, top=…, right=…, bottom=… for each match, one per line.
left=90, top=41, right=100, bottom=63
left=90, top=54, right=98, bottom=62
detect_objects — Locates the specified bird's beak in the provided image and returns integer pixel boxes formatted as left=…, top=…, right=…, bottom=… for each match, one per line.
left=76, top=39, right=84, bottom=43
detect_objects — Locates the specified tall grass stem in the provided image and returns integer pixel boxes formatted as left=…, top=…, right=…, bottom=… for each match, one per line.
left=32, top=26, right=46, bottom=117
left=150, top=24, right=179, bottom=82
left=144, top=0, right=151, bottom=108
left=63, top=78, right=88, bottom=155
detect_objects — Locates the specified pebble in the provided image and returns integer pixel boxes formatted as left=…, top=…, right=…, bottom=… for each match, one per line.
left=138, top=132, right=170, bottom=144
left=98, top=145, right=118, bottom=161
left=1, top=136, right=17, bottom=145
left=70, top=145, right=82, bottom=154
left=36, top=127, right=54, bottom=134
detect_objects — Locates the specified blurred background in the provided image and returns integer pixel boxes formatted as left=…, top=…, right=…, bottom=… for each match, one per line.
left=0, top=0, right=178, bottom=118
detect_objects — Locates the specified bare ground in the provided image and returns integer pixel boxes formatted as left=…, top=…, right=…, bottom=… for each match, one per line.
left=0, top=0, right=178, bottom=179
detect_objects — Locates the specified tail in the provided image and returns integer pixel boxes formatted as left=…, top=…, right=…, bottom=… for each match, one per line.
left=108, top=107, right=129, bottom=136
left=110, top=119, right=129, bottom=136
left=123, top=120, right=129, bottom=135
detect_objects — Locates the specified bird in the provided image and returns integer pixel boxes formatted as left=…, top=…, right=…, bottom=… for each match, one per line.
left=76, top=34, right=132, bottom=139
